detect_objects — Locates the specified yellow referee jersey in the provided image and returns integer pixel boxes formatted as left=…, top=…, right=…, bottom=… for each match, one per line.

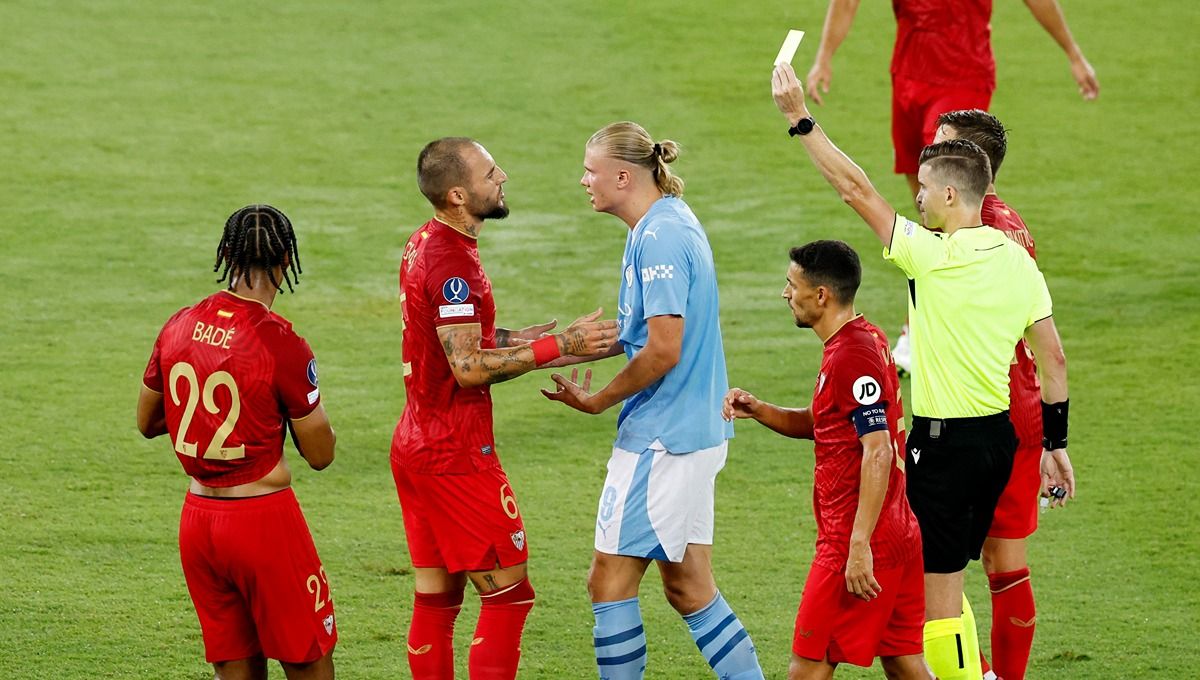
left=884, top=214, right=1052, bottom=418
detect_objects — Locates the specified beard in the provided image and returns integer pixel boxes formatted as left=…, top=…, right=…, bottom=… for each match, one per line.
left=483, top=203, right=509, bottom=220
left=469, top=193, right=509, bottom=221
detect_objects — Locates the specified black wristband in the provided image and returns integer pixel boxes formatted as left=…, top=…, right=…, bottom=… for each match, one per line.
left=1041, top=399, right=1069, bottom=450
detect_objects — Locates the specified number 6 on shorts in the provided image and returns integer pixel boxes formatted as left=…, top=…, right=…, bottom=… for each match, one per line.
left=500, top=483, right=520, bottom=519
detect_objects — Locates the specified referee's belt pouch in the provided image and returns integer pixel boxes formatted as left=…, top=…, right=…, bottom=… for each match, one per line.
left=928, top=420, right=942, bottom=439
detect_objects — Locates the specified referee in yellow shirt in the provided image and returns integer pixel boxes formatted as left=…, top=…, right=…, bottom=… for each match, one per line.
left=771, top=63, right=1074, bottom=680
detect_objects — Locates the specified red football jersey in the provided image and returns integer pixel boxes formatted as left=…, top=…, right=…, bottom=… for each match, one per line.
left=391, top=218, right=499, bottom=475
left=892, top=0, right=995, bottom=91
left=983, top=194, right=1043, bottom=445
left=143, top=291, right=320, bottom=487
left=810, top=316, right=920, bottom=572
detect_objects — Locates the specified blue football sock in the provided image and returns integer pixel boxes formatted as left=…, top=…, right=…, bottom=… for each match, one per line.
left=593, top=597, right=647, bottom=680
left=682, top=591, right=764, bottom=680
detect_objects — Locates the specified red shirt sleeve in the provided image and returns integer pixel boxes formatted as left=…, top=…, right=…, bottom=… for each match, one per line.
left=269, top=326, right=321, bottom=420
left=424, top=243, right=486, bottom=328
left=142, top=337, right=164, bottom=392
left=142, top=308, right=188, bottom=392
left=830, top=346, right=892, bottom=437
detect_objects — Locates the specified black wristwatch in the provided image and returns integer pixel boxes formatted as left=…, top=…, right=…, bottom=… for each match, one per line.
left=788, top=117, right=815, bottom=137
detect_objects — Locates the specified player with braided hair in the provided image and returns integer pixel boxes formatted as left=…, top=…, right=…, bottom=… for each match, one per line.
left=214, top=203, right=303, bottom=293
left=137, top=204, right=339, bottom=680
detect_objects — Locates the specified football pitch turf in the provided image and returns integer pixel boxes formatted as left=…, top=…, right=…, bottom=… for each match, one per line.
left=1, top=1, right=1196, bottom=677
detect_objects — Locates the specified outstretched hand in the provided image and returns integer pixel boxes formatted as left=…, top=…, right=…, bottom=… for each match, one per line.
left=507, top=319, right=558, bottom=344
left=805, top=60, right=832, bottom=106
left=559, top=308, right=620, bottom=357
left=541, top=368, right=600, bottom=414
left=722, top=388, right=762, bottom=422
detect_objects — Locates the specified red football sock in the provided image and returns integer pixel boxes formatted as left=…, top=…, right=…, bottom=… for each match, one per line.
left=469, top=579, right=536, bottom=680
left=408, top=589, right=464, bottom=680
left=980, top=651, right=994, bottom=678
left=989, top=567, right=1035, bottom=680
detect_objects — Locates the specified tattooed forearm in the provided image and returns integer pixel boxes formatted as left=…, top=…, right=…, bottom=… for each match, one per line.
left=439, top=325, right=537, bottom=387
left=479, top=350, right=528, bottom=383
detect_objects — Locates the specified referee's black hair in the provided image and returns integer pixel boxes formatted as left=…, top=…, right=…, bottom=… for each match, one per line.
left=936, top=109, right=1008, bottom=180
left=214, top=204, right=301, bottom=293
left=789, top=240, right=861, bottom=305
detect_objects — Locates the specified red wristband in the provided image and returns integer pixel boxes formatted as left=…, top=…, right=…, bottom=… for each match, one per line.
left=531, top=335, right=561, bottom=366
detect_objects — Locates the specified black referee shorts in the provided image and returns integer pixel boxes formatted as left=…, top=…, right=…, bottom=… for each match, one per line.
left=905, top=412, right=1017, bottom=574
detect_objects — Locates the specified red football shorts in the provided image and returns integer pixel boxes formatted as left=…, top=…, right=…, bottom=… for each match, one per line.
left=988, top=417, right=1042, bottom=539
left=392, top=462, right=529, bottom=573
left=793, top=550, right=925, bottom=667
left=891, top=75, right=993, bottom=175
left=179, top=489, right=337, bottom=664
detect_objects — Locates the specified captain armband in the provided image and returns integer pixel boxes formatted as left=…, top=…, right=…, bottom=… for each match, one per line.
left=851, top=403, right=890, bottom=437
left=1041, top=399, right=1069, bottom=450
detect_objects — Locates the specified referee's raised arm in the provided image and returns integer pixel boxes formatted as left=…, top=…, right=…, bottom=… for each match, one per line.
left=771, top=60, right=1074, bottom=680
left=771, top=62, right=895, bottom=247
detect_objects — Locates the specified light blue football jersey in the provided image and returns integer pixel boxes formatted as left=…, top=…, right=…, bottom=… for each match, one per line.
left=615, top=196, right=733, bottom=454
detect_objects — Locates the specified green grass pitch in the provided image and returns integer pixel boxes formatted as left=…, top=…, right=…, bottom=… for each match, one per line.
left=1, top=1, right=1196, bottom=677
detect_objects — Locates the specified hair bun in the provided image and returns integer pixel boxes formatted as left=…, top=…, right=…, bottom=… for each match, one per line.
left=656, top=139, right=680, bottom=164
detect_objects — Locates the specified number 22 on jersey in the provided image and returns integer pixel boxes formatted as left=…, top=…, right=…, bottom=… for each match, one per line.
left=168, top=361, right=245, bottom=460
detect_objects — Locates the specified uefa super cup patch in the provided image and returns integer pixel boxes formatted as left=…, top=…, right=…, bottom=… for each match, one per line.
left=306, top=358, right=320, bottom=404
left=442, top=277, right=470, bottom=304
left=641, top=264, right=674, bottom=282
left=307, top=358, right=319, bottom=386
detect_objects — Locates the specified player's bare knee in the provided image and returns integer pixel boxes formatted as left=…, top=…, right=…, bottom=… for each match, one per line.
left=661, top=579, right=707, bottom=614
left=787, top=656, right=804, bottom=680
left=213, top=656, right=267, bottom=680
left=586, top=563, right=602, bottom=600
left=279, top=651, right=334, bottom=680
left=788, top=654, right=835, bottom=680
left=981, top=544, right=997, bottom=574
left=981, top=537, right=1027, bottom=575
left=880, top=656, right=932, bottom=680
